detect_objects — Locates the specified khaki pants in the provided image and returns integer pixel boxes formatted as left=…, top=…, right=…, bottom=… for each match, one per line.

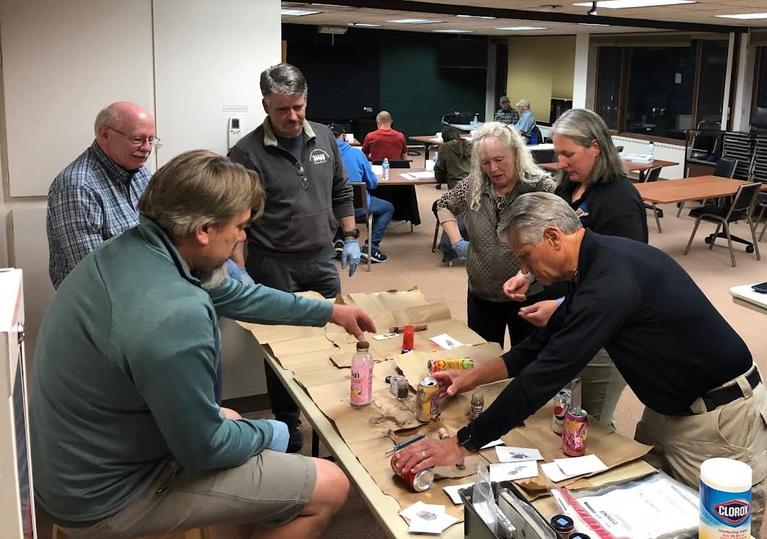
left=635, top=371, right=767, bottom=537
left=579, top=348, right=626, bottom=427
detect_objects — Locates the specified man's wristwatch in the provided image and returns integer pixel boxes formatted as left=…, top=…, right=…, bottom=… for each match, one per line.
left=457, top=426, right=480, bottom=453
left=343, top=228, right=360, bottom=240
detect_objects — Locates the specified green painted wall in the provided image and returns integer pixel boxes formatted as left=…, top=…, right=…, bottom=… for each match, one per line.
left=283, top=25, right=486, bottom=138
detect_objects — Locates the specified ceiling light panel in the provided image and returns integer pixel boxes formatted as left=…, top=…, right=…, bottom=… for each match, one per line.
left=715, top=12, right=767, bottom=20
left=496, top=26, right=549, bottom=30
left=573, top=0, right=695, bottom=8
left=387, top=18, right=445, bottom=24
left=281, top=8, right=320, bottom=16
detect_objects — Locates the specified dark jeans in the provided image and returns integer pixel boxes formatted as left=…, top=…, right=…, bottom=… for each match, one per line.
left=467, top=290, right=538, bottom=349
left=245, top=247, right=340, bottom=430
left=355, top=195, right=394, bottom=247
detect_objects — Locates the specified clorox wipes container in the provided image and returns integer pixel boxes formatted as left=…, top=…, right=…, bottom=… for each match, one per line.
left=700, top=457, right=752, bottom=538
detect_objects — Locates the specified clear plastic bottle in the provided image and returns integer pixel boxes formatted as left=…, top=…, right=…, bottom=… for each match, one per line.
left=647, top=141, right=655, bottom=161
left=472, top=113, right=479, bottom=128
left=350, top=341, right=373, bottom=407
left=382, top=158, right=390, bottom=180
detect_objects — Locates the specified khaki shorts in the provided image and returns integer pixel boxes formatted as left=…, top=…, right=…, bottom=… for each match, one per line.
left=58, top=451, right=316, bottom=539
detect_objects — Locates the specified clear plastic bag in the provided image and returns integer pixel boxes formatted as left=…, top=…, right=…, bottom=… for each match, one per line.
left=472, top=463, right=497, bottom=534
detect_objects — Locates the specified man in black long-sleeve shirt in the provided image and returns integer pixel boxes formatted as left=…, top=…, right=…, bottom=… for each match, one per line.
left=393, top=192, right=766, bottom=533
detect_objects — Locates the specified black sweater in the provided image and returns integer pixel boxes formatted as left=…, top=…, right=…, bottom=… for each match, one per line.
left=462, top=231, right=752, bottom=447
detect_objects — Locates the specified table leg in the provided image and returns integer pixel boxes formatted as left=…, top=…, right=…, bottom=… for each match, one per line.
left=653, top=203, right=662, bottom=233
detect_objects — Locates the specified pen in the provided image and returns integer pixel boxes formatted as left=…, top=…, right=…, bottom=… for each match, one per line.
left=384, top=433, right=425, bottom=455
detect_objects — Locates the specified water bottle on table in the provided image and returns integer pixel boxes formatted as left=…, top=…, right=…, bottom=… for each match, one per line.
left=647, top=141, right=655, bottom=161
left=382, top=158, right=390, bottom=180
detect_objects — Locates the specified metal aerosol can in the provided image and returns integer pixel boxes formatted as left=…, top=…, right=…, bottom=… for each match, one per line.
left=401, top=324, right=415, bottom=353
left=427, top=358, right=474, bottom=374
left=416, top=376, right=439, bottom=422
left=552, top=389, right=572, bottom=434
left=390, top=455, right=434, bottom=491
left=562, top=407, right=588, bottom=457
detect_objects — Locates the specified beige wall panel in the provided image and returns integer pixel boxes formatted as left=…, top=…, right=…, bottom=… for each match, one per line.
left=0, top=0, right=154, bottom=197
left=152, top=0, right=281, bottom=165
left=507, top=36, right=576, bottom=124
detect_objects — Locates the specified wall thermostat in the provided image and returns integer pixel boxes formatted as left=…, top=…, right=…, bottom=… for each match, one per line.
left=227, top=117, right=242, bottom=149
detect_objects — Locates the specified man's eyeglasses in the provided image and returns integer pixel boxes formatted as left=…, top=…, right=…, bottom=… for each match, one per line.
left=107, top=126, right=162, bottom=148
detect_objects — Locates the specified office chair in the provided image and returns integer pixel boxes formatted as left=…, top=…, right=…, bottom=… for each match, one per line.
left=350, top=182, right=373, bottom=272
left=677, top=157, right=738, bottom=217
left=528, top=126, right=543, bottom=145
left=372, top=159, right=411, bottom=168
left=641, top=166, right=664, bottom=232
left=683, top=182, right=762, bottom=267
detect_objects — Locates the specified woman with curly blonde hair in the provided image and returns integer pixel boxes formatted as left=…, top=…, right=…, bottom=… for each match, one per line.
left=435, top=122, right=556, bottom=347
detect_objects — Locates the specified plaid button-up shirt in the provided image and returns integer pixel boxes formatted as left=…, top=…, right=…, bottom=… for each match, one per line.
left=494, top=108, right=519, bottom=124
left=47, top=142, right=151, bottom=288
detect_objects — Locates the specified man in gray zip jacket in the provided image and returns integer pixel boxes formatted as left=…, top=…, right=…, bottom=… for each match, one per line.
left=228, top=63, right=361, bottom=451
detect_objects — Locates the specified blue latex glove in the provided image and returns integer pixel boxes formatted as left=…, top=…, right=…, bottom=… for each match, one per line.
left=265, top=419, right=289, bottom=452
left=341, top=239, right=361, bottom=277
left=225, top=259, right=255, bottom=286
left=452, top=239, right=470, bottom=260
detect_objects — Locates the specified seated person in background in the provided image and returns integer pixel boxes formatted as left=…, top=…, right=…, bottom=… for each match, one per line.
left=31, top=150, right=376, bottom=539
left=332, top=125, right=394, bottom=263
left=362, top=110, right=407, bottom=161
left=514, top=99, right=537, bottom=142
left=493, top=95, right=519, bottom=125
left=434, top=125, right=472, bottom=190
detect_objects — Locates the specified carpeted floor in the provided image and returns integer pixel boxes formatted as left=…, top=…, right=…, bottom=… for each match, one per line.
left=251, top=153, right=767, bottom=538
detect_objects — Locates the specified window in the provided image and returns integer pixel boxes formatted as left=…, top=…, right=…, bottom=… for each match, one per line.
left=593, top=39, right=728, bottom=140
left=754, top=47, right=767, bottom=110
left=595, top=47, right=623, bottom=130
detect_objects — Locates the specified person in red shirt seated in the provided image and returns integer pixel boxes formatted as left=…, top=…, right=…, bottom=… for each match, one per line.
left=362, top=110, right=408, bottom=161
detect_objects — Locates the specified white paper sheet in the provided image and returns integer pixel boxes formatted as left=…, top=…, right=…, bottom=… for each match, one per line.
left=399, top=501, right=458, bottom=534
left=541, top=455, right=607, bottom=482
left=479, top=439, right=504, bottom=449
left=489, top=461, right=539, bottom=482
left=400, top=171, right=435, bottom=180
left=495, top=446, right=543, bottom=463
left=373, top=332, right=398, bottom=341
left=442, top=482, right=474, bottom=505
left=430, top=333, right=464, bottom=350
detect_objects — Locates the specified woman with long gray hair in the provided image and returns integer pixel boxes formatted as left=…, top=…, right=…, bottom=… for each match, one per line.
left=504, top=108, right=647, bottom=426
left=435, top=122, right=556, bottom=348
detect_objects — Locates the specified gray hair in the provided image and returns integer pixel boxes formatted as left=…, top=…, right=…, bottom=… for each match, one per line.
left=260, top=63, right=307, bottom=100
left=515, top=99, right=531, bottom=110
left=467, top=122, right=549, bottom=211
left=500, top=192, right=582, bottom=244
left=139, top=150, right=265, bottom=238
left=552, top=108, right=624, bottom=185
left=93, top=104, right=121, bottom=135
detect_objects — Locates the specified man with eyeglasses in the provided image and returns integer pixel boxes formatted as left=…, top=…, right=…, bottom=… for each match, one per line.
left=47, top=101, right=159, bottom=289
left=228, top=63, right=360, bottom=453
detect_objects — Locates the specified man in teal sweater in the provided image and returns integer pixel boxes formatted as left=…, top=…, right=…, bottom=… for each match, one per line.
left=31, top=150, right=375, bottom=539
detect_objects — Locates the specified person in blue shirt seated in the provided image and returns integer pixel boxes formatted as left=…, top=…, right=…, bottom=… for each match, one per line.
left=331, top=125, right=394, bottom=263
left=514, top=99, right=537, bottom=143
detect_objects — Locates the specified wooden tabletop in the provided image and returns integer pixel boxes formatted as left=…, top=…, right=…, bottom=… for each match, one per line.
left=538, top=158, right=678, bottom=173
left=634, top=175, right=757, bottom=204
left=409, top=135, right=443, bottom=145
left=374, top=167, right=436, bottom=186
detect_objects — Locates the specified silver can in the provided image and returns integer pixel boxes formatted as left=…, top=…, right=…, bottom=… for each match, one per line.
left=552, top=389, right=572, bottom=435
